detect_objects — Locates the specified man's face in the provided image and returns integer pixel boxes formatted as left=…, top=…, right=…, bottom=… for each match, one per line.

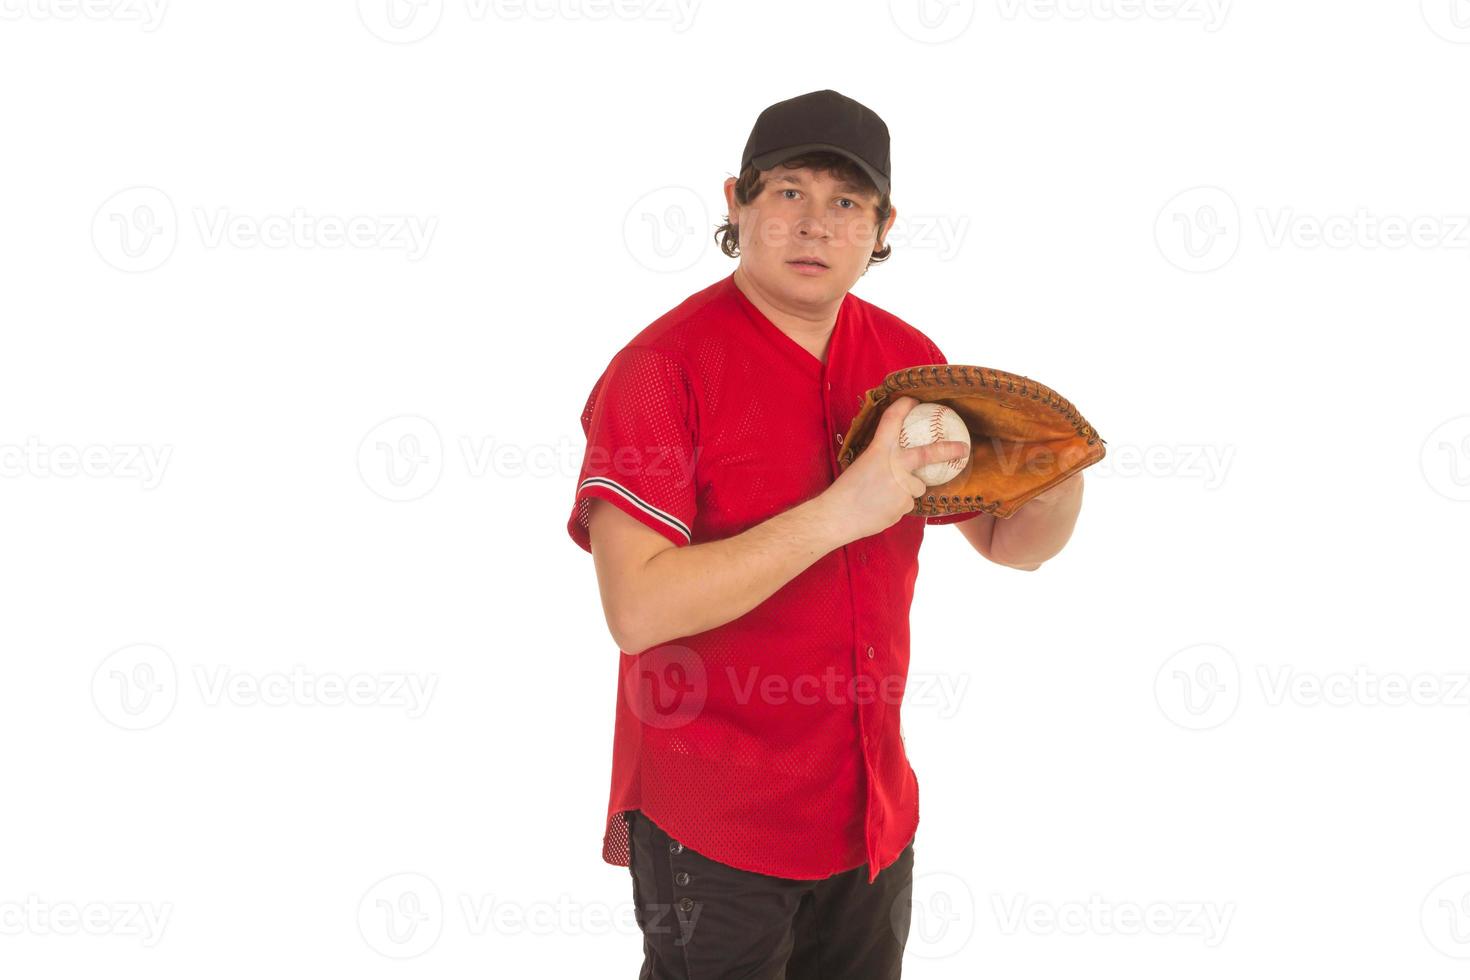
left=724, top=164, right=895, bottom=311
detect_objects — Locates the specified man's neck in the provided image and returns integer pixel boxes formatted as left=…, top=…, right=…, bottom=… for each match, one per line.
left=733, top=266, right=838, bottom=362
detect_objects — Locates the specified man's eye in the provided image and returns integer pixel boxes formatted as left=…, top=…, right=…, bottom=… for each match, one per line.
left=837, top=198, right=856, bottom=209
left=780, top=189, right=799, bottom=200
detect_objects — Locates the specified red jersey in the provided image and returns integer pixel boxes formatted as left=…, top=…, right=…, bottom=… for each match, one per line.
left=567, top=272, right=974, bottom=884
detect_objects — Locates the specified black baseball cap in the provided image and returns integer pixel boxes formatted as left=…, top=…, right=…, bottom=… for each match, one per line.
left=740, top=89, right=891, bottom=198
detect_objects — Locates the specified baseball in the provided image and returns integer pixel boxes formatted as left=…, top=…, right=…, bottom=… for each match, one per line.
left=899, top=402, right=971, bottom=486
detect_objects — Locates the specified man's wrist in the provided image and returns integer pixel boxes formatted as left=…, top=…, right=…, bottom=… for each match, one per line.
left=800, top=489, right=856, bottom=553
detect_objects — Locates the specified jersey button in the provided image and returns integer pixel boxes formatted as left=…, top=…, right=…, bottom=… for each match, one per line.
left=675, top=871, right=690, bottom=886
left=835, top=432, right=844, bottom=446
left=668, top=841, right=683, bottom=855
left=866, top=645, right=875, bottom=659
left=859, top=551, right=868, bottom=565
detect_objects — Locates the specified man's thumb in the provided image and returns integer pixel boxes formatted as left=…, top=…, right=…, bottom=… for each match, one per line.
left=874, top=396, right=917, bottom=441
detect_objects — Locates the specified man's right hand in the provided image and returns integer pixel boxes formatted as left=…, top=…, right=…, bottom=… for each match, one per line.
left=822, top=395, right=972, bottom=543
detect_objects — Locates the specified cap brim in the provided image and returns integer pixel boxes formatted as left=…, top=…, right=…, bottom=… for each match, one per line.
left=748, top=143, right=889, bottom=197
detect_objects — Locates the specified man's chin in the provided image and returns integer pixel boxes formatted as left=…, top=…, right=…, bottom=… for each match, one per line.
left=740, top=261, right=852, bottom=305
left=776, top=278, right=842, bottom=303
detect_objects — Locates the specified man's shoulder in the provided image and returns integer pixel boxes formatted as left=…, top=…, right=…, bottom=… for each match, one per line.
left=621, top=275, right=737, bottom=361
left=846, top=289, right=945, bottom=360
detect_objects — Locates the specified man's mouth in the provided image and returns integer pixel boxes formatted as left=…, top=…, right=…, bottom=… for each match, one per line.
left=788, top=257, right=828, bottom=269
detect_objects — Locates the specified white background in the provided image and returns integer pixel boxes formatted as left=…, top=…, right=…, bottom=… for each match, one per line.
left=3, top=1, right=1469, bottom=977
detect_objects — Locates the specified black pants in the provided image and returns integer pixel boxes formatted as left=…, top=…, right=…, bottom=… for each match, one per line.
left=624, top=809, right=914, bottom=980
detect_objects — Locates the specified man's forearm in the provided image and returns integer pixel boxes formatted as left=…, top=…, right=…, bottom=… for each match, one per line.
left=990, top=473, right=1084, bottom=568
left=618, top=493, right=852, bottom=654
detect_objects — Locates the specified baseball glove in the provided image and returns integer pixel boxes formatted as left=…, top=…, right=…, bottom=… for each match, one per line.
left=838, top=364, right=1106, bottom=518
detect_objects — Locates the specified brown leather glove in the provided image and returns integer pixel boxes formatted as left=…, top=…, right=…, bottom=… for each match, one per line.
left=838, top=364, right=1106, bottom=518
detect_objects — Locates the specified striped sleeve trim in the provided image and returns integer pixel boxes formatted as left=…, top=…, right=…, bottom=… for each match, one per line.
left=578, top=477, right=692, bottom=543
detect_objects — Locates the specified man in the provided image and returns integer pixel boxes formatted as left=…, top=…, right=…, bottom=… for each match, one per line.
left=566, top=89, right=1084, bottom=979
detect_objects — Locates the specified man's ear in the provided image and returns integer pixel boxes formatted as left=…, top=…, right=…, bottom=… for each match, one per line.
left=722, top=176, right=738, bottom=216
left=877, top=203, right=897, bottom=248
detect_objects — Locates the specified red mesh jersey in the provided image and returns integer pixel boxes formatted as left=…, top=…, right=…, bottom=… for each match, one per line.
left=567, top=272, right=976, bottom=884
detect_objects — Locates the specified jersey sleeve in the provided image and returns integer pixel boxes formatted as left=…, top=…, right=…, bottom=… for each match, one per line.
left=567, top=346, right=699, bottom=553
left=916, top=333, right=981, bottom=526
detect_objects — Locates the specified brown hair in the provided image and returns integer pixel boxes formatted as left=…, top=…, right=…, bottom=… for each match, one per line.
left=715, top=150, right=894, bottom=268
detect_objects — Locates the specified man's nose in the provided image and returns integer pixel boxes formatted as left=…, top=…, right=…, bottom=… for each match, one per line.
left=795, top=214, right=831, bottom=237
